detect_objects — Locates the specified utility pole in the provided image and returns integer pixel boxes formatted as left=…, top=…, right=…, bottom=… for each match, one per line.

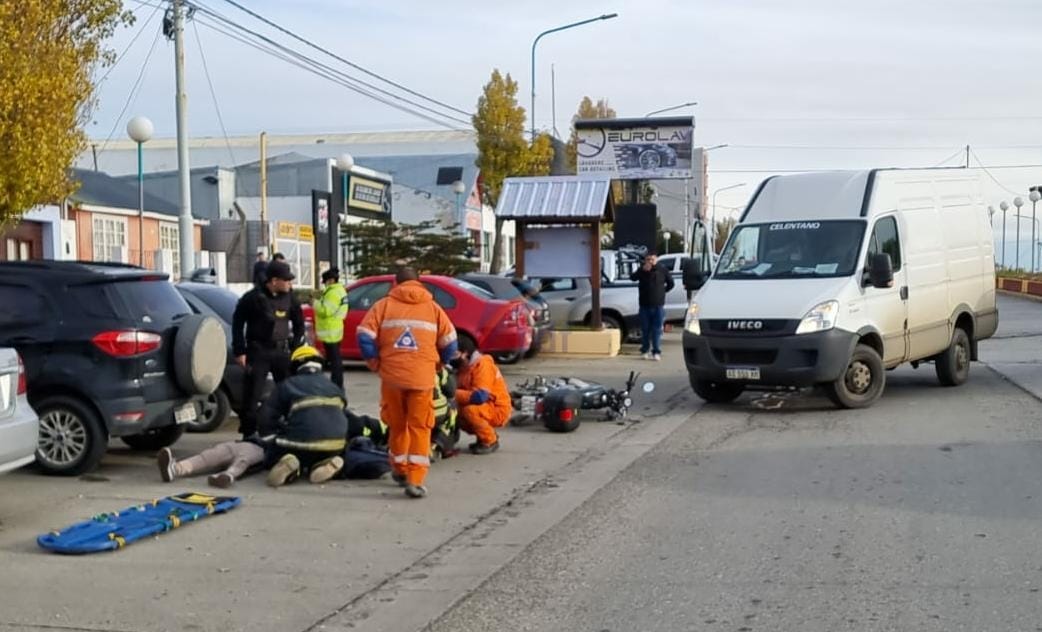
left=965, top=144, right=970, bottom=169
left=172, top=0, right=194, bottom=279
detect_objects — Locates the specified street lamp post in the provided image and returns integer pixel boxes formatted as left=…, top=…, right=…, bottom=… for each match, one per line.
left=530, top=13, right=618, bottom=140
left=645, top=101, right=697, bottom=118
left=126, top=116, right=153, bottom=267
left=335, top=154, right=353, bottom=273
left=1030, top=190, right=1040, bottom=272
left=1014, top=214, right=1041, bottom=273
left=711, top=183, right=746, bottom=253
left=452, top=180, right=466, bottom=236
left=1014, top=196, right=1024, bottom=270
left=662, top=230, right=671, bottom=254
left=999, top=200, right=1010, bottom=268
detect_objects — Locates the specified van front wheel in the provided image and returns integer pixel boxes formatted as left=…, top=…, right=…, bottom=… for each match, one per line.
left=825, top=344, right=885, bottom=409
left=935, top=327, right=971, bottom=387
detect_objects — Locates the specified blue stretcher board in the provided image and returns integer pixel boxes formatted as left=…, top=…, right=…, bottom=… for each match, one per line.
left=37, top=493, right=241, bottom=554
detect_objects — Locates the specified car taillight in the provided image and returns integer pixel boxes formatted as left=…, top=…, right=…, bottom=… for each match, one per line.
left=16, top=354, right=26, bottom=395
left=92, top=330, right=163, bottom=357
left=503, top=304, right=525, bottom=327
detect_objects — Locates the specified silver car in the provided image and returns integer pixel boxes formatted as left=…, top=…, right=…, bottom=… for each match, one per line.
left=0, top=348, right=39, bottom=474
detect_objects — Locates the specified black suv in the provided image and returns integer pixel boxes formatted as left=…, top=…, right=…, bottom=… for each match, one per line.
left=0, top=262, right=226, bottom=475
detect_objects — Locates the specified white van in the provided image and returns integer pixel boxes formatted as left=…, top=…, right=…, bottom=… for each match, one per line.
left=682, top=168, right=998, bottom=408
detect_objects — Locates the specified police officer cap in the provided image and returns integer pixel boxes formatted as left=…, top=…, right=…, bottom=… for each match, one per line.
left=321, top=267, right=339, bottom=282
left=266, top=260, right=295, bottom=281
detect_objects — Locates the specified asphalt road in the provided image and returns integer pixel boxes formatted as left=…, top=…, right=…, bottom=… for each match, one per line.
left=431, top=295, right=1042, bottom=632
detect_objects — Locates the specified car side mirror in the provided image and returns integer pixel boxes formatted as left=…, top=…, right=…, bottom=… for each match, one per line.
left=682, top=258, right=706, bottom=291
left=867, top=253, right=894, bottom=288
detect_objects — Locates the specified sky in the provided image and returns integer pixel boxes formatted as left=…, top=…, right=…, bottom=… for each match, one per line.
left=91, top=0, right=1042, bottom=261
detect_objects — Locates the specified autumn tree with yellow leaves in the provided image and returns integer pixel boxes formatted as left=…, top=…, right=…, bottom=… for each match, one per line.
left=472, top=69, right=554, bottom=273
left=0, top=0, right=132, bottom=225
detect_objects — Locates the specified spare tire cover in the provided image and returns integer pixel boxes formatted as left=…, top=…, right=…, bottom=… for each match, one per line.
left=173, top=314, right=227, bottom=395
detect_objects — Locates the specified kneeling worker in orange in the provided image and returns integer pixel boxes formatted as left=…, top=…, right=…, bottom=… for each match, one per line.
left=357, top=267, right=457, bottom=499
left=453, top=335, right=512, bottom=454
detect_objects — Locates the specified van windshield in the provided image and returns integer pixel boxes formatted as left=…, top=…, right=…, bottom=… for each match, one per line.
left=716, top=220, right=866, bottom=279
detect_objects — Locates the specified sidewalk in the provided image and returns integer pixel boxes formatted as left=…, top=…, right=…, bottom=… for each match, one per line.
left=980, top=295, right=1042, bottom=401
left=0, top=338, right=696, bottom=632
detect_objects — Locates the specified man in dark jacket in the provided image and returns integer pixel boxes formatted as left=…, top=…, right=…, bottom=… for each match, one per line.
left=629, top=251, right=674, bottom=361
left=259, top=345, right=348, bottom=486
left=232, top=259, right=305, bottom=438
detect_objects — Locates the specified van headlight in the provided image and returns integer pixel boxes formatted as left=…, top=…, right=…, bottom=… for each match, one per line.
left=795, top=300, right=839, bottom=335
left=684, top=302, right=701, bottom=335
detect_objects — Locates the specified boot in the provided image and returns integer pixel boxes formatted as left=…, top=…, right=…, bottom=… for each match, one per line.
left=267, top=454, right=301, bottom=487
left=309, top=456, right=344, bottom=484
left=404, top=484, right=427, bottom=499
left=469, top=441, right=500, bottom=455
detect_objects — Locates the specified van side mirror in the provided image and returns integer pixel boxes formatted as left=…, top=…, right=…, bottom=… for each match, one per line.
left=682, top=258, right=706, bottom=291
left=867, top=253, right=894, bottom=288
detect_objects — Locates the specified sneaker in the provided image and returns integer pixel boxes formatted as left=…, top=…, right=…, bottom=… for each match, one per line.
left=652, top=353, right=662, bottom=361
left=267, top=454, right=300, bottom=487
left=157, top=447, right=176, bottom=483
left=391, top=472, right=407, bottom=487
left=309, top=456, right=344, bottom=484
left=404, top=484, right=427, bottom=499
left=208, top=472, right=234, bottom=489
left=641, top=352, right=652, bottom=360
left=469, top=441, right=500, bottom=455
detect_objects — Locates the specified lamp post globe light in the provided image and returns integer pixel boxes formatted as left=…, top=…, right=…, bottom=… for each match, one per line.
left=999, top=200, right=1010, bottom=268
left=662, top=230, right=671, bottom=254
left=335, top=154, right=354, bottom=272
left=1030, top=190, right=1040, bottom=272
left=126, top=116, right=153, bottom=267
left=1014, top=196, right=1024, bottom=270
left=452, top=180, right=467, bottom=236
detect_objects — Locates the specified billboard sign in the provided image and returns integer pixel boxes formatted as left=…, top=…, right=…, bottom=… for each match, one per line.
left=576, top=116, right=695, bottom=180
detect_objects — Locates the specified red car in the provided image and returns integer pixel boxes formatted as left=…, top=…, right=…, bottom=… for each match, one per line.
left=303, top=275, right=533, bottom=361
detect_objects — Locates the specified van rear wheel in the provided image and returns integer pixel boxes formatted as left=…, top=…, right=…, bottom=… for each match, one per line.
left=935, top=327, right=971, bottom=386
left=690, top=377, right=745, bottom=403
left=825, top=344, right=885, bottom=409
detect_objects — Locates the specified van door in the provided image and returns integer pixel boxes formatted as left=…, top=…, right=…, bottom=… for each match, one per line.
left=862, top=215, right=908, bottom=365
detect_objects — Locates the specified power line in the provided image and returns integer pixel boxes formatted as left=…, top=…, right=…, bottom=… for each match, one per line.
left=702, top=115, right=1042, bottom=123
left=215, top=0, right=472, bottom=118
left=192, top=14, right=469, bottom=130
left=97, top=1, right=163, bottom=86
left=98, top=21, right=163, bottom=154
left=969, top=148, right=1024, bottom=196
left=190, top=7, right=471, bottom=129
left=932, top=148, right=967, bottom=168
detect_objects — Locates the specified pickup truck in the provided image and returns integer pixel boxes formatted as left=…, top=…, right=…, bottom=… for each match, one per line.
left=528, top=252, right=695, bottom=342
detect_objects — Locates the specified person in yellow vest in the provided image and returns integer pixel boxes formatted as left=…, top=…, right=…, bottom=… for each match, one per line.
left=313, top=268, right=349, bottom=391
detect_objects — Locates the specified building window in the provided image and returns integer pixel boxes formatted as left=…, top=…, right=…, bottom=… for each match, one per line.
left=160, top=223, right=180, bottom=276
left=482, top=230, right=492, bottom=262
left=92, top=215, right=127, bottom=262
left=4, top=238, right=32, bottom=261
left=468, top=229, right=481, bottom=259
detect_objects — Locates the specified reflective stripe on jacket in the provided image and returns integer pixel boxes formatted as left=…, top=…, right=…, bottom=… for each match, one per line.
left=314, top=282, right=349, bottom=343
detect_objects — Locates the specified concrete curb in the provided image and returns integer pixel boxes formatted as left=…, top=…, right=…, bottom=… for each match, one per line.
left=310, top=390, right=700, bottom=632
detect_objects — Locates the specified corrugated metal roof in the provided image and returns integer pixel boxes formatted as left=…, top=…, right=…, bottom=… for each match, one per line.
left=495, top=175, right=613, bottom=221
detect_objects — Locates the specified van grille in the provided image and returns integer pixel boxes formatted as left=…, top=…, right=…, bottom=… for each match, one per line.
left=711, top=348, right=778, bottom=366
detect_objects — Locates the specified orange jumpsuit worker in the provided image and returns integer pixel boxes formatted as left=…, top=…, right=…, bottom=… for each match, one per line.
left=453, top=334, right=512, bottom=454
left=357, top=267, right=457, bottom=499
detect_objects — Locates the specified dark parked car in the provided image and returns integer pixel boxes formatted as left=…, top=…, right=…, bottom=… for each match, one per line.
left=0, top=262, right=226, bottom=475
left=459, top=274, right=551, bottom=362
left=175, top=282, right=266, bottom=433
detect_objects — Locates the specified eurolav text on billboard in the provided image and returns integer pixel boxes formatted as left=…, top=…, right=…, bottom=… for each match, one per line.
left=575, top=116, right=695, bottom=180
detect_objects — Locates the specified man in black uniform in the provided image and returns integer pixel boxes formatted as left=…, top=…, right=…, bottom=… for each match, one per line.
left=232, top=259, right=305, bottom=438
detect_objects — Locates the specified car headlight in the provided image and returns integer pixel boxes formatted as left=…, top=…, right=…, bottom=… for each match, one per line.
left=795, top=300, right=840, bottom=335
left=684, top=302, right=701, bottom=335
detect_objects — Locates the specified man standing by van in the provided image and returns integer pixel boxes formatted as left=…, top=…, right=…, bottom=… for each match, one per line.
left=630, top=251, right=674, bottom=361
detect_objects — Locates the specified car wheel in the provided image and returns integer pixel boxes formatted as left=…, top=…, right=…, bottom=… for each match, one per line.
left=825, top=344, right=886, bottom=409
left=935, top=327, right=971, bottom=387
left=187, top=388, right=231, bottom=433
left=495, top=351, right=523, bottom=365
left=121, top=424, right=186, bottom=451
left=35, top=396, right=108, bottom=476
left=690, top=377, right=745, bottom=403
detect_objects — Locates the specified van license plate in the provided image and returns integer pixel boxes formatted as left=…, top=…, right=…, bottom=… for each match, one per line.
left=726, top=368, right=761, bottom=380
left=174, top=403, right=197, bottom=424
